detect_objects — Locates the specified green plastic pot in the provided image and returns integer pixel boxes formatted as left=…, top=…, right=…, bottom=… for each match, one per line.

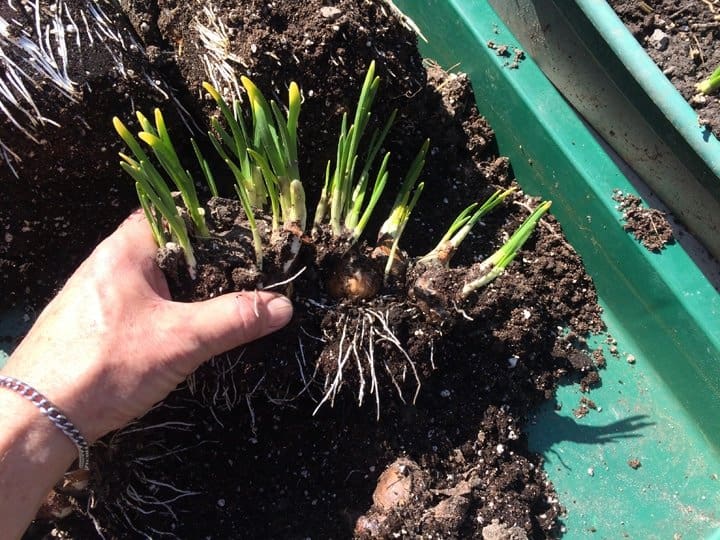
left=3, top=0, right=720, bottom=537
left=488, top=0, right=720, bottom=262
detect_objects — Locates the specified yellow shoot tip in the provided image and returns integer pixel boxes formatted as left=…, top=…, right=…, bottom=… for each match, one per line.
left=289, top=82, right=300, bottom=106
left=112, top=116, right=128, bottom=135
left=240, top=76, right=262, bottom=108
left=138, top=131, right=162, bottom=147
left=538, top=200, right=553, bottom=211
left=118, top=152, right=139, bottom=167
left=202, top=81, right=221, bottom=101
left=135, top=110, right=149, bottom=125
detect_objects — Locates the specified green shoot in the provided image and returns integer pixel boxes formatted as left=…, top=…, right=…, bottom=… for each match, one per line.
left=234, top=182, right=264, bottom=270
left=313, top=160, right=333, bottom=230
left=461, top=200, right=552, bottom=296
left=246, top=148, right=281, bottom=232
left=697, top=64, right=720, bottom=95
left=203, top=78, right=305, bottom=260
left=203, top=82, right=266, bottom=210
left=192, top=139, right=219, bottom=198
left=377, top=139, right=429, bottom=244
left=135, top=110, right=210, bottom=237
left=345, top=110, right=397, bottom=234
left=289, top=179, right=307, bottom=231
left=135, top=182, right=167, bottom=246
left=241, top=77, right=305, bottom=231
left=419, top=187, right=516, bottom=267
left=372, top=139, right=429, bottom=278
left=114, top=117, right=198, bottom=278
left=315, top=61, right=399, bottom=241
left=349, top=152, right=391, bottom=244
left=384, top=182, right=424, bottom=279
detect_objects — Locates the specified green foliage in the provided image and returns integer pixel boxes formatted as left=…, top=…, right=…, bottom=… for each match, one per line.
left=313, top=60, right=417, bottom=244
left=114, top=64, right=550, bottom=294
left=204, top=79, right=306, bottom=237
left=461, top=200, right=552, bottom=295
left=697, top=64, right=720, bottom=95
left=419, top=187, right=516, bottom=267
left=377, top=140, right=429, bottom=277
left=113, top=114, right=201, bottom=277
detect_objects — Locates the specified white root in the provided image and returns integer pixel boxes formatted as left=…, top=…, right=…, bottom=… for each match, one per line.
left=353, top=315, right=367, bottom=406
left=0, top=0, right=189, bottom=175
left=312, top=306, right=423, bottom=420
left=245, top=374, right=265, bottom=434
left=110, top=420, right=194, bottom=440
left=367, top=308, right=422, bottom=405
left=86, top=493, right=108, bottom=540
left=187, top=351, right=247, bottom=414
left=313, top=316, right=351, bottom=415
left=261, top=265, right=307, bottom=291
left=92, top=405, right=206, bottom=538
left=196, top=4, right=245, bottom=103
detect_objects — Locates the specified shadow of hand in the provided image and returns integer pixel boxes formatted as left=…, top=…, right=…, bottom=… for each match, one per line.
left=530, top=407, right=655, bottom=452
left=529, top=408, right=654, bottom=471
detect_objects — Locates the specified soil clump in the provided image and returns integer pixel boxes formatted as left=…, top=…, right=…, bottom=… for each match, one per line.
left=613, top=190, right=674, bottom=251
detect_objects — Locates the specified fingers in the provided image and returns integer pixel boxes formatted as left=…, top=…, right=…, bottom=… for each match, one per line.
left=176, top=291, right=294, bottom=362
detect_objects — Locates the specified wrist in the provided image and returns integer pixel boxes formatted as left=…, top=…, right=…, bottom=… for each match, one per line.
left=0, top=375, right=90, bottom=468
left=2, top=348, right=108, bottom=443
left=0, top=390, right=77, bottom=539
left=0, top=386, right=77, bottom=468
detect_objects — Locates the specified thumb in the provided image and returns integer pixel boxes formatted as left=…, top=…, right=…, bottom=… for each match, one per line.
left=174, top=291, right=294, bottom=362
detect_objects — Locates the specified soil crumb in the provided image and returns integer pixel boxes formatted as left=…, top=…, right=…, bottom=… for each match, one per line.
left=613, top=190, right=674, bottom=251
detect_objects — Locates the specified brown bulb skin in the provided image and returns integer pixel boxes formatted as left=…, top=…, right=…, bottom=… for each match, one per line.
left=326, top=253, right=382, bottom=300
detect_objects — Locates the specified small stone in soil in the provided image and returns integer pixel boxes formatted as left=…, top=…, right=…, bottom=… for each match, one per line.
left=481, top=519, right=529, bottom=540
left=320, top=6, right=342, bottom=19
left=648, top=28, right=669, bottom=50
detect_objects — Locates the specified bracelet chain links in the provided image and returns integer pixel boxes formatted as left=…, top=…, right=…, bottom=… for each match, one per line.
left=0, top=375, right=89, bottom=469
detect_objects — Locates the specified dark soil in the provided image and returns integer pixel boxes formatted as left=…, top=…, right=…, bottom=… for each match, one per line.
left=0, top=0, right=192, bottom=309
left=609, top=0, right=720, bottom=136
left=613, top=190, right=674, bottom=251
left=9, top=1, right=608, bottom=539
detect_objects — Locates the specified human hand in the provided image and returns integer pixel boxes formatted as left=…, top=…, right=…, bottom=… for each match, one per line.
left=1, top=211, right=293, bottom=443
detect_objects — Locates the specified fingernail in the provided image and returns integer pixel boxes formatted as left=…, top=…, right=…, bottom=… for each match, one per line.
left=267, top=295, right=293, bottom=329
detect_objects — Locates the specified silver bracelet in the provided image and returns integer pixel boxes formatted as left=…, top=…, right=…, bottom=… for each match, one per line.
left=0, top=375, right=89, bottom=469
